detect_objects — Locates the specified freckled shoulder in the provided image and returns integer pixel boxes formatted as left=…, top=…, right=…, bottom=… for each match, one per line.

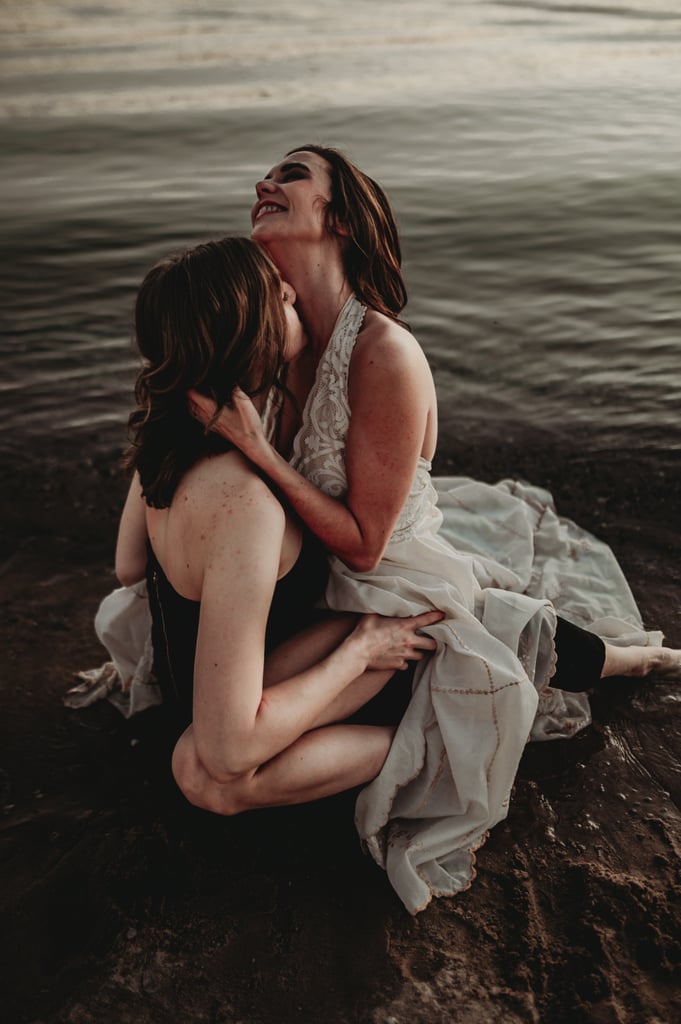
left=175, top=451, right=286, bottom=536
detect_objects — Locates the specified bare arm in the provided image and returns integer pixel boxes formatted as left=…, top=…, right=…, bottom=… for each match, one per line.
left=189, top=320, right=436, bottom=572
left=115, top=471, right=148, bottom=586
left=186, top=469, right=441, bottom=781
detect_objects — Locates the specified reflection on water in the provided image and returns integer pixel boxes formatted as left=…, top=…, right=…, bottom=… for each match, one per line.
left=1, top=3, right=680, bottom=461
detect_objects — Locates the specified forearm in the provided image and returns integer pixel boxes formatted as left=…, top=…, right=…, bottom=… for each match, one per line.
left=306, top=668, right=394, bottom=727
left=253, top=442, right=373, bottom=569
left=264, top=614, right=395, bottom=727
left=253, top=634, right=375, bottom=757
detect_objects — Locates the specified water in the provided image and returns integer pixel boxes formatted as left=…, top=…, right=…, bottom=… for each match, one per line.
left=2, top=0, right=681, bottom=466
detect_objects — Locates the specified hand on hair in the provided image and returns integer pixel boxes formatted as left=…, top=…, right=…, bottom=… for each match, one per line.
left=187, top=387, right=267, bottom=457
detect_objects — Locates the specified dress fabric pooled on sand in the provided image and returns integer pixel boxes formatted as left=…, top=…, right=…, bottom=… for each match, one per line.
left=287, top=294, right=661, bottom=915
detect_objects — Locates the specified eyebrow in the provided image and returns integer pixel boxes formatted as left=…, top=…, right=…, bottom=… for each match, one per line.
left=264, top=160, right=310, bottom=180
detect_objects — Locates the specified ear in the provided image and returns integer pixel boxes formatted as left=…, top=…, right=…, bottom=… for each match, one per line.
left=332, top=214, right=352, bottom=238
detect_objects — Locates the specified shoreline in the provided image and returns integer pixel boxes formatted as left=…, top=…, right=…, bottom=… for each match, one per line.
left=1, top=436, right=680, bottom=1023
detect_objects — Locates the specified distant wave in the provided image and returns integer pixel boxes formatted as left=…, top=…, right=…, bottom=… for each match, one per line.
left=1, top=0, right=681, bottom=118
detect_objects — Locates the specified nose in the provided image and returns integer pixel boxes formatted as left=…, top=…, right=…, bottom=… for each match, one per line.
left=255, top=178, right=276, bottom=198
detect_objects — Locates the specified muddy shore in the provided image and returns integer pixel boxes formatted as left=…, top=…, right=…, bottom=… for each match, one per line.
left=1, top=433, right=680, bottom=1024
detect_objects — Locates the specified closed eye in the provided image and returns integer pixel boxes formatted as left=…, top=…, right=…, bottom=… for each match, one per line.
left=270, top=160, right=311, bottom=183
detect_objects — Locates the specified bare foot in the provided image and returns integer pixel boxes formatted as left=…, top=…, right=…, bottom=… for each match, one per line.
left=649, top=648, right=681, bottom=676
left=602, top=644, right=681, bottom=679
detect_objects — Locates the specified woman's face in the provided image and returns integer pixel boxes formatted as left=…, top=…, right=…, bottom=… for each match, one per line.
left=281, top=280, right=306, bottom=361
left=251, top=151, right=334, bottom=247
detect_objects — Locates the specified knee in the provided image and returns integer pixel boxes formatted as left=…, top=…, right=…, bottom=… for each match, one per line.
left=171, top=734, right=256, bottom=816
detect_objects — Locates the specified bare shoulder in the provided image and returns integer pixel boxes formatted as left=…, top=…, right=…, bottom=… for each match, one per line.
left=176, top=451, right=285, bottom=536
left=351, top=309, right=435, bottom=398
left=353, top=309, right=431, bottom=375
left=152, top=450, right=286, bottom=599
left=347, top=309, right=438, bottom=459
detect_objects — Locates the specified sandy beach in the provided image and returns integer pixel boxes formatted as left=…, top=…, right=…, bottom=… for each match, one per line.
left=2, top=431, right=680, bottom=1024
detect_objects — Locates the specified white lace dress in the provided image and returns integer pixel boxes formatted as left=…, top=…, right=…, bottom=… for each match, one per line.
left=288, top=294, right=662, bottom=914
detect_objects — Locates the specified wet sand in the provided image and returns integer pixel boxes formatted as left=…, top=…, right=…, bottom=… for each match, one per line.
left=1, top=434, right=680, bottom=1024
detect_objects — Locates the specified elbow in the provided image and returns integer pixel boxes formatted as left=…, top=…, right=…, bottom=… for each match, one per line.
left=339, top=530, right=390, bottom=574
left=115, top=565, right=145, bottom=588
left=115, top=551, right=147, bottom=588
left=171, top=730, right=255, bottom=816
left=195, top=734, right=259, bottom=783
left=343, top=547, right=384, bottom=574
left=216, top=756, right=258, bottom=783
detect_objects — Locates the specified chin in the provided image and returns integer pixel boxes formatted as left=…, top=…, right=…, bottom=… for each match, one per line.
left=252, top=216, right=281, bottom=236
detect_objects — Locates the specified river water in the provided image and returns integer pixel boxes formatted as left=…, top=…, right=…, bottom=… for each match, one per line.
left=2, top=0, right=681, bottom=464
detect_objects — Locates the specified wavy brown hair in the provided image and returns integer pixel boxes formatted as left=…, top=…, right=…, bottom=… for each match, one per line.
left=287, top=144, right=407, bottom=321
left=125, top=237, right=287, bottom=508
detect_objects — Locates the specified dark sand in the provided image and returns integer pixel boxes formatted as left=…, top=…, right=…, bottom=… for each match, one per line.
left=1, top=434, right=680, bottom=1024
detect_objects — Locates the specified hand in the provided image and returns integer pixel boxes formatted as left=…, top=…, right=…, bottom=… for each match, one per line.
left=187, top=387, right=267, bottom=457
left=353, top=609, right=444, bottom=672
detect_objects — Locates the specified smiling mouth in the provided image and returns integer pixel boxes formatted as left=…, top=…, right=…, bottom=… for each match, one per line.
left=255, top=203, right=286, bottom=220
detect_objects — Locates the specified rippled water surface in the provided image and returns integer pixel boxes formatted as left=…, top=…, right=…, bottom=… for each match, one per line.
left=2, top=1, right=680, bottom=461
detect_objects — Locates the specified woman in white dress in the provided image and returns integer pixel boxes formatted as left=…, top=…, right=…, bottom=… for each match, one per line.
left=187, top=146, right=680, bottom=913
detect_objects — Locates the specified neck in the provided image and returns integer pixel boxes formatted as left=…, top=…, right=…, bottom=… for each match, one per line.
left=264, top=238, right=353, bottom=354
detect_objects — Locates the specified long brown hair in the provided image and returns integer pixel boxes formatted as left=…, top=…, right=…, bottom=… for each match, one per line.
left=125, top=237, right=287, bottom=507
left=287, top=144, right=407, bottom=321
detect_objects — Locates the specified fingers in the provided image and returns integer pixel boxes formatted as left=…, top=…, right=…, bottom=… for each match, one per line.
left=402, top=609, right=444, bottom=660
left=412, top=635, right=438, bottom=651
left=357, top=609, right=445, bottom=672
left=405, top=609, right=445, bottom=651
left=404, top=638, right=435, bottom=660
left=187, top=388, right=217, bottom=425
left=411, top=609, right=446, bottom=628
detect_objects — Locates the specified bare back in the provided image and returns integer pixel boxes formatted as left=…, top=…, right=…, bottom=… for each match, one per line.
left=352, top=308, right=438, bottom=462
left=146, top=450, right=302, bottom=603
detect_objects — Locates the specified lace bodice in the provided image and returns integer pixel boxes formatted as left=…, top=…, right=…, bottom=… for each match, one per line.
left=289, top=295, right=437, bottom=544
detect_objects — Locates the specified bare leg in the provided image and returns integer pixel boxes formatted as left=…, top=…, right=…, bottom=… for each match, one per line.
left=172, top=721, right=394, bottom=815
left=171, top=612, right=408, bottom=814
left=601, top=643, right=681, bottom=679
